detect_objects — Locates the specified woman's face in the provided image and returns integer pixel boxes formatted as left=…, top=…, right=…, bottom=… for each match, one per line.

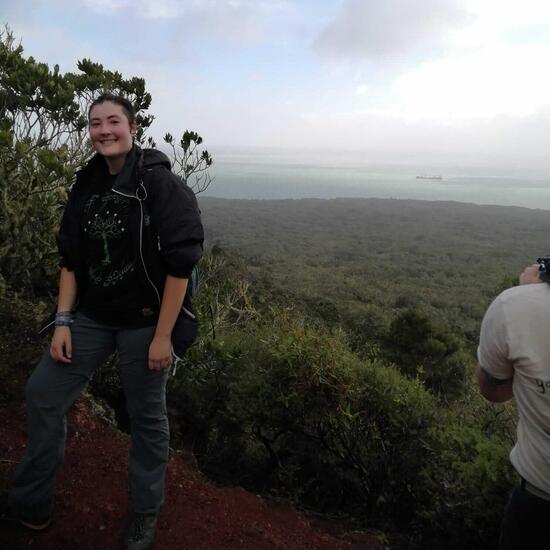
left=89, top=101, right=136, bottom=160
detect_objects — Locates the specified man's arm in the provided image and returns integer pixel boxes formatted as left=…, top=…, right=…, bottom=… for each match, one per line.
left=476, top=261, right=543, bottom=400
left=475, top=364, right=513, bottom=403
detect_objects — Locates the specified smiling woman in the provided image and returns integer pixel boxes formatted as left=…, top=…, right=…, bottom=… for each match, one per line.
left=2, top=92, right=204, bottom=550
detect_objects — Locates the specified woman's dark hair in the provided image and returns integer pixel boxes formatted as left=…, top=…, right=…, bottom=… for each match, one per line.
left=88, top=92, right=136, bottom=125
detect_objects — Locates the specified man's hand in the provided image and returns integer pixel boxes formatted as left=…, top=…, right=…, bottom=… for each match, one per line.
left=50, top=326, right=72, bottom=363
left=520, top=264, right=542, bottom=285
left=148, top=334, right=172, bottom=370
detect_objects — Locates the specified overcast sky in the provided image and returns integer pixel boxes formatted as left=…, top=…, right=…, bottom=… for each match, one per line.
left=3, top=0, right=550, bottom=166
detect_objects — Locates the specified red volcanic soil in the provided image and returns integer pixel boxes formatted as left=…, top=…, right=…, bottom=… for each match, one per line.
left=0, top=399, right=385, bottom=550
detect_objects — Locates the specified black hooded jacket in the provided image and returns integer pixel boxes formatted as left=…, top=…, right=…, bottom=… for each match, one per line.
left=54, top=145, right=204, bottom=325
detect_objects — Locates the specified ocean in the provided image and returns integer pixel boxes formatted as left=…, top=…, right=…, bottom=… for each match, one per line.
left=201, top=150, right=550, bottom=210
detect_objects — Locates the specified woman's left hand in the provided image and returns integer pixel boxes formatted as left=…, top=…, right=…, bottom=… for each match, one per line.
left=148, top=334, right=172, bottom=370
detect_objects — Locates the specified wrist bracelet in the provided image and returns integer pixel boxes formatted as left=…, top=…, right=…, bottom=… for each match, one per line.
left=55, top=311, right=74, bottom=327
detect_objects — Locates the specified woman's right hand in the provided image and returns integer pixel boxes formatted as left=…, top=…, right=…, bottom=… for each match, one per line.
left=50, top=326, right=72, bottom=363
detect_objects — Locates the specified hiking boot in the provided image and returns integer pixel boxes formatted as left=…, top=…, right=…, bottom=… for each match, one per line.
left=123, top=512, right=159, bottom=550
left=0, top=491, right=51, bottom=531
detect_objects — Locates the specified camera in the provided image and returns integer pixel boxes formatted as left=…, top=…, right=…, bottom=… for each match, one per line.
left=537, top=255, right=550, bottom=282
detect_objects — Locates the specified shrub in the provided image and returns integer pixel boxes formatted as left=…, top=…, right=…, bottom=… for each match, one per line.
left=171, top=313, right=437, bottom=525
left=408, top=382, right=516, bottom=550
left=385, top=307, right=468, bottom=399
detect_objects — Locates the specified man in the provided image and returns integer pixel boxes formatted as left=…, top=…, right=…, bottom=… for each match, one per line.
left=477, top=264, right=550, bottom=550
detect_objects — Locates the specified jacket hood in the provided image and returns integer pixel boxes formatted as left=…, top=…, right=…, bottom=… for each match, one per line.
left=141, top=147, right=171, bottom=170
left=116, top=146, right=172, bottom=197
left=79, top=145, right=172, bottom=198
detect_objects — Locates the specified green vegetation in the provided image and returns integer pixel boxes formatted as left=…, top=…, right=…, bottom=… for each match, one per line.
left=164, top=246, right=516, bottom=549
left=1, top=27, right=533, bottom=550
left=174, top=316, right=436, bottom=518
left=385, top=307, right=468, bottom=399
left=199, top=196, right=550, bottom=354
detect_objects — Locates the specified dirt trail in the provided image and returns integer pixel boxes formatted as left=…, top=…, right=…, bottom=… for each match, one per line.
left=0, top=400, right=384, bottom=550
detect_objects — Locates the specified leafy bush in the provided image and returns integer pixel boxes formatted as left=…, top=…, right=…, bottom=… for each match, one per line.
left=167, top=250, right=516, bottom=548
left=385, top=307, right=469, bottom=399
left=411, top=419, right=514, bottom=549
left=0, top=289, right=50, bottom=403
left=171, top=313, right=437, bottom=524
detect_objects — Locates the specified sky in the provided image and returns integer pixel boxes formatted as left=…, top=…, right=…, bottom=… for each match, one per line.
left=3, top=0, right=550, bottom=167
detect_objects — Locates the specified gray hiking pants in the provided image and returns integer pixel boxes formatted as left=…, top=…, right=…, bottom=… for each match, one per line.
left=8, top=312, right=170, bottom=520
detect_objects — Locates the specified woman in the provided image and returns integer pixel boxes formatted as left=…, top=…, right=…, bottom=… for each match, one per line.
left=2, top=93, right=203, bottom=550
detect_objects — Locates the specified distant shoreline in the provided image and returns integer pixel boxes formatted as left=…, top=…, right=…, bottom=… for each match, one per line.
left=199, top=194, right=550, bottom=212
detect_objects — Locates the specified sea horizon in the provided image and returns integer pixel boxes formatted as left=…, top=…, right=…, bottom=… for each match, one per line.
left=199, top=149, right=550, bottom=211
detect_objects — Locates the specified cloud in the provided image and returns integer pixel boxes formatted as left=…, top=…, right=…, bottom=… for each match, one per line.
left=81, top=0, right=289, bottom=45
left=83, top=0, right=188, bottom=17
left=82, top=0, right=131, bottom=14
left=389, top=42, right=550, bottom=120
left=291, top=103, right=550, bottom=169
left=82, top=0, right=287, bottom=21
left=314, top=0, right=472, bottom=61
left=355, top=83, right=369, bottom=96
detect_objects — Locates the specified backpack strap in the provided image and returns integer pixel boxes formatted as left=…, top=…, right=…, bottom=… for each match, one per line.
left=137, top=155, right=200, bottom=298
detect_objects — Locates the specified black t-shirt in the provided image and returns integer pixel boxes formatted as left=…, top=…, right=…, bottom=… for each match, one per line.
left=78, top=173, right=158, bottom=327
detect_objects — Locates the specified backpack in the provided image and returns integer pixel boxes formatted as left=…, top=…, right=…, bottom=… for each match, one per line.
left=138, top=161, right=200, bottom=368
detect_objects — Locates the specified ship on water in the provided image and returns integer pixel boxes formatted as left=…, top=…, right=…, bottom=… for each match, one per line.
left=416, top=175, right=443, bottom=180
